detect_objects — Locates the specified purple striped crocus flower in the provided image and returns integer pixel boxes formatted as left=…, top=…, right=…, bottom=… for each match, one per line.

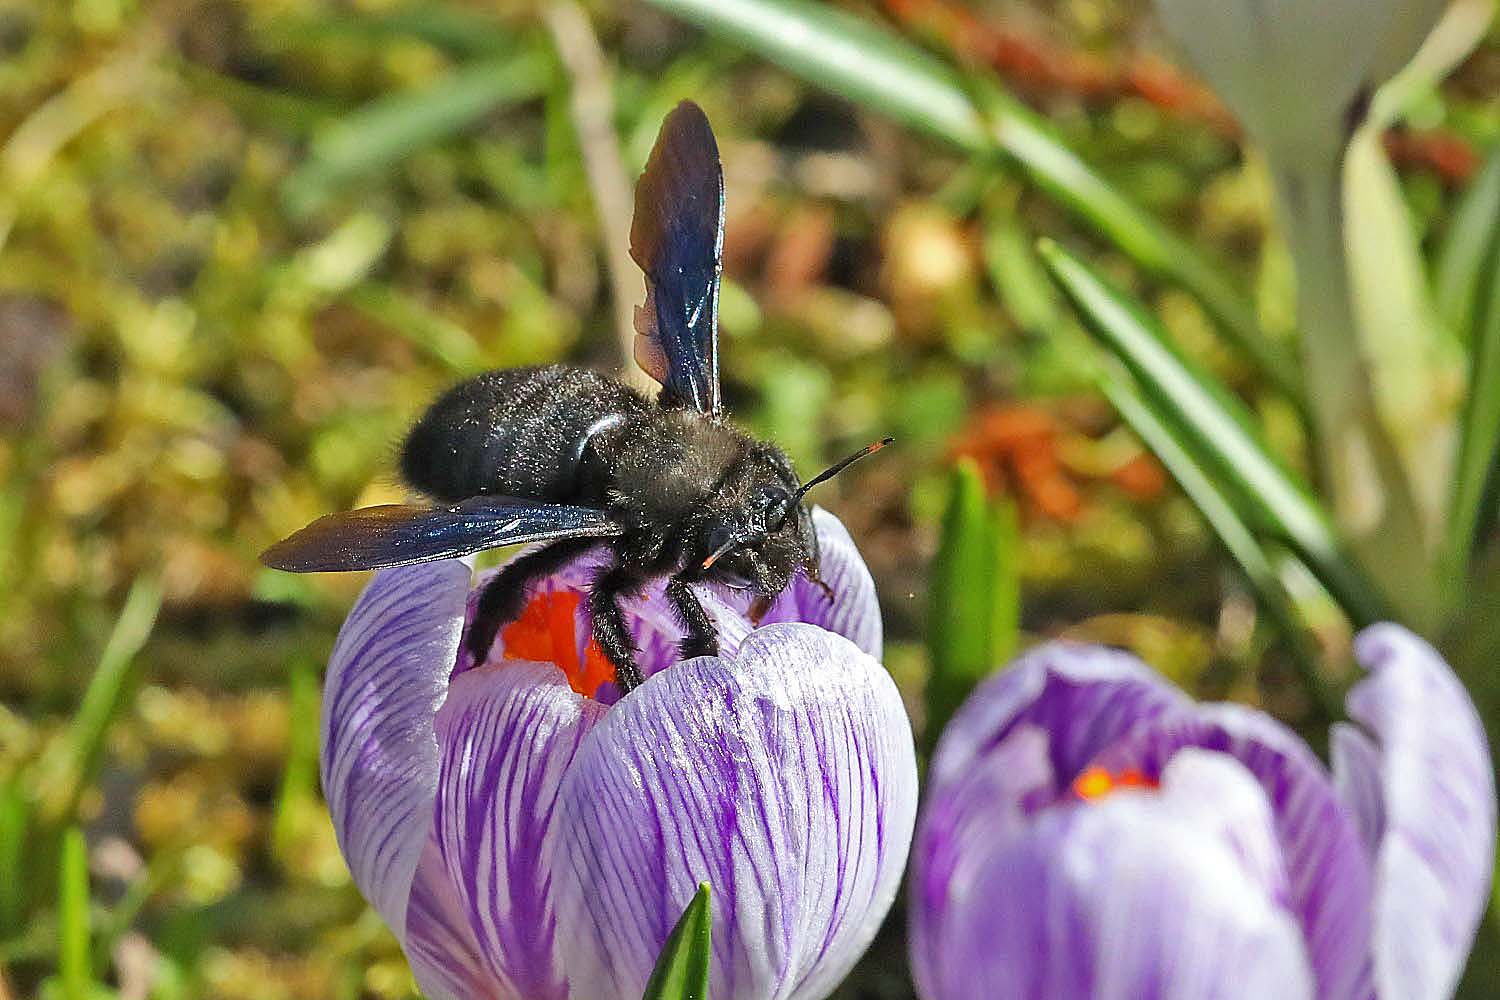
left=319, top=507, right=918, bottom=1000
left=911, top=627, right=1495, bottom=1000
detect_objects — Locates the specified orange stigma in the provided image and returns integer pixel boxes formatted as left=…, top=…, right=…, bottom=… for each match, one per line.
left=500, top=591, right=616, bottom=699
left=1072, top=765, right=1157, bottom=801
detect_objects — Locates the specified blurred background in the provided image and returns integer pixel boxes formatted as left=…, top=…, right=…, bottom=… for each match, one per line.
left=1, top=0, right=1497, bottom=997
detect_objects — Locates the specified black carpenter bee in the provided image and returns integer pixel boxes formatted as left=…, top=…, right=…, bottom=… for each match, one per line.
left=261, top=101, right=888, bottom=693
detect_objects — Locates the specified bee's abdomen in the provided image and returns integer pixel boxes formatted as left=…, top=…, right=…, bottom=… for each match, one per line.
left=399, top=365, right=648, bottom=503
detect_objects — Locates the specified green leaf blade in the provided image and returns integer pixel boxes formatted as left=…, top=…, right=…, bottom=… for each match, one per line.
left=1444, top=228, right=1500, bottom=588
left=271, top=661, right=321, bottom=862
left=1038, top=239, right=1387, bottom=626
left=643, top=883, right=712, bottom=1000
left=1100, top=373, right=1333, bottom=717
left=53, top=575, right=161, bottom=823
left=1435, top=150, right=1500, bottom=345
left=989, top=105, right=1301, bottom=400
left=645, top=0, right=986, bottom=151
left=0, top=781, right=28, bottom=936
left=926, top=458, right=1018, bottom=740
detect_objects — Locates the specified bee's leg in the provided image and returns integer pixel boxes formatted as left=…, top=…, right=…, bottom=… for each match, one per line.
left=805, top=564, right=836, bottom=603
left=748, top=595, right=773, bottom=626
left=589, top=564, right=647, bottom=693
left=467, top=538, right=598, bottom=663
left=666, top=576, right=719, bottom=661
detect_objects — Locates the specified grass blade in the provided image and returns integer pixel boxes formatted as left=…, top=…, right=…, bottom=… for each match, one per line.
left=264, top=5, right=515, bottom=58
left=1038, top=239, right=1387, bottom=626
left=643, top=883, right=711, bottom=1000
left=177, top=62, right=338, bottom=135
left=1444, top=234, right=1500, bottom=588
left=0, top=781, right=27, bottom=935
left=647, top=0, right=985, bottom=150
left=46, top=575, right=162, bottom=823
left=1101, top=373, right=1334, bottom=718
left=58, top=827, right=92, bottom=1000
left=983, top=210, right=1064, bottom=338
left=643, top=0, right=1299, bottom=398
left=1344, top=128, right=1462, bottom=513
left=283, top=53, right=554, bottom=216
left=1435, top=150, right=1500, bottom=344
left=980, top=88, right=1301, bottom=399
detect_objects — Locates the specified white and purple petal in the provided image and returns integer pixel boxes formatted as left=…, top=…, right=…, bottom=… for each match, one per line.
left=320, top=509, right=905, bottom=1000
left=432, top=662, right=606, bottom=1000
left=1091, top=704, right=1377, bottom=999
left=915, top=750, right=1313, bottom=1000
left=320, top=560, right=468, bottom=939
left=554, top=623, right=918, bottom=1000
left=910, top=725, right=1057, bottom=998
left=404, top=838, right=504, bottom=1000
left=1340, top=624, right=1496, bottom=1000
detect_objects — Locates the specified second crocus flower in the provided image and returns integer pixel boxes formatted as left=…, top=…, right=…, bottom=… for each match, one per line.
left=911, top=626, right=1495, bottom=1000
left=322, top=508, right=918, bottom=1000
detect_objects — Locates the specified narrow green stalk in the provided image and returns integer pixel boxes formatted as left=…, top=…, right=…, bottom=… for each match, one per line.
left=58, top=827, right=92, bottom=1000
left=1272, top=154, right=1434, bottom=625
left=52, top=575, right=161, bottom=822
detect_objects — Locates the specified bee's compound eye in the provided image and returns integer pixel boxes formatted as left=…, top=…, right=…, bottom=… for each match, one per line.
left=754, top=484, right=790, bottom=509
left=753, top=484, right=793, bottom=527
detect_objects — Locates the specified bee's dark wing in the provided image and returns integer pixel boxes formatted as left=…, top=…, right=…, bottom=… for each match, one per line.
left=260, top=496, right=621, bottom=573
left=630, top=100, right=724, bottom=417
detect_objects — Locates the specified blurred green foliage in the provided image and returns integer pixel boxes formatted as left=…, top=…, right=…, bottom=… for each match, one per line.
left=0, top=0, right=1496, bottom=997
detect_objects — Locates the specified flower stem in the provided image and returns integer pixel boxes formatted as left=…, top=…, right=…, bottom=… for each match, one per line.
left=1272, top=152, right=1436, bottom=625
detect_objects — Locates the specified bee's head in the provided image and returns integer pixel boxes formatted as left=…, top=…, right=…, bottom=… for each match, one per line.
left=697, top=473, right=809, bottom=595
left=695, top=438, right=890, bottom=594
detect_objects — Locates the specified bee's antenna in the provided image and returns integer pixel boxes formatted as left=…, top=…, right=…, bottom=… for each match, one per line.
left=792, top=437, right=893, bottom=503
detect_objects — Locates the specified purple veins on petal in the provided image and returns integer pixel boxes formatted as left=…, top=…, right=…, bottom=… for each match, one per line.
left=320, top=559, right=469, bottom=940
left=1343, top=625, right=1497, bottom=1000
left=432, top=662, right=605, bottom=999
left=403, top=837, right=500, bottom=1000
left=554, top=623, right=918, bottom=1000
left=927, top=642, right=1191, bottom=800
left=1088, top=704, right=1376, bottom=999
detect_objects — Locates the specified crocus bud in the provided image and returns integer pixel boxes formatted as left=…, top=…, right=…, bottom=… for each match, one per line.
left=1151, top=0, right=1451, bottom=161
